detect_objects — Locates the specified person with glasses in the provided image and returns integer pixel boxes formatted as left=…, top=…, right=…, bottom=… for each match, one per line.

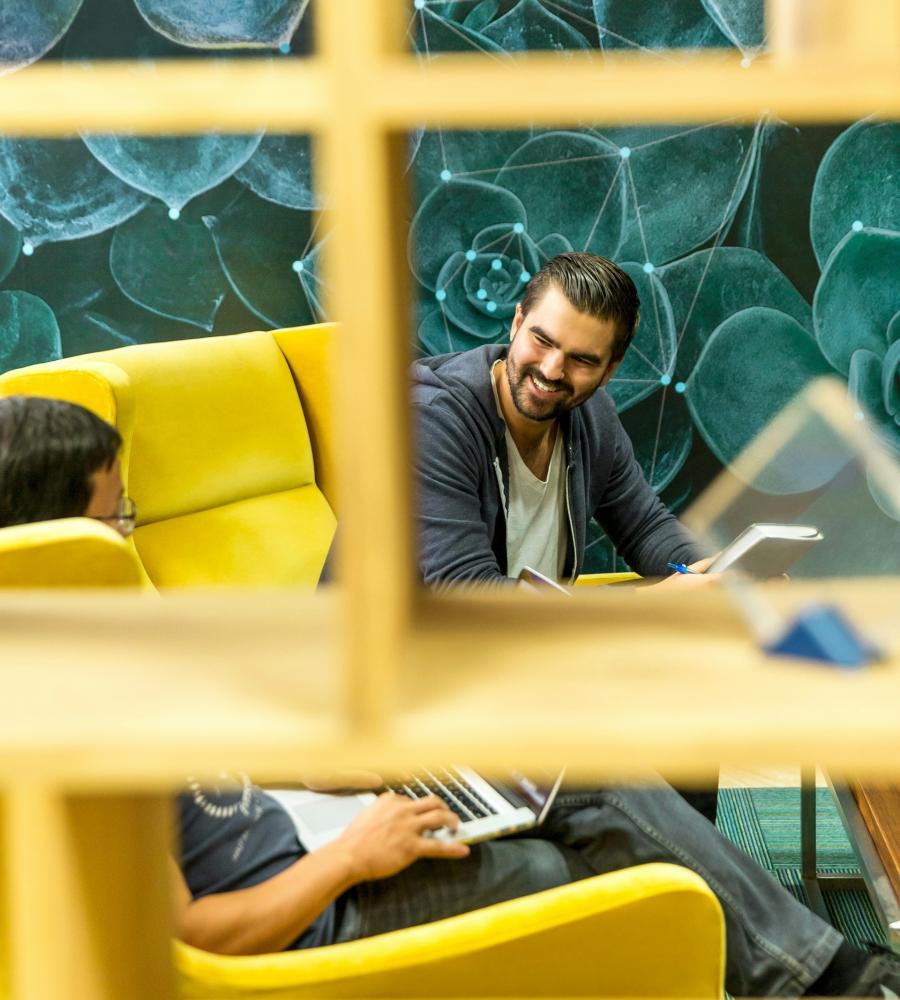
left=0, top=395, right=135, bottom=538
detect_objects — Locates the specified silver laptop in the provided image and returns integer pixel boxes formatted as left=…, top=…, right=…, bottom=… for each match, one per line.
left=268, top=766, right=565, bottom=852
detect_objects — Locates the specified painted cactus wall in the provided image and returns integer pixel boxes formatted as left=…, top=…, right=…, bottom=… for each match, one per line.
left=0, top=1, right=897, bottom=570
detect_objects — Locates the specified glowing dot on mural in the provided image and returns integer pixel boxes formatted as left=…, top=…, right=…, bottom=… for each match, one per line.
left=519, top=271, right=531, bottom=282
left=491, top=259, right=503, bottom=271
left=435, top=289, right=447, bottom=302
left=465, top=249, right=477, bottom=262
left=279, top=42, right=291, bottom=54
left=855, top=410, right=866, bottom=422
left=513, top=222, right=525, bottom=234
left=440, top=169, right=452, bottom=182
left=674, top=381, right=686, bottom=394
left=619, top=146, right=631, bottom=159
left=292, top=260, right=304, bottom=273
left=643, top=261, right=654, bottom=274
left=852, top=220, right=864, bottom=232
left=22, top=241, right=34, bottom=256
left=168, top=207, right=180, bottom=221
left=476, top=288, right=488, bottom=300
left=486, top=301, right=497, bottom=313
left=660, top=373, right=672, bottom=386
left=740, top=56, right=752, bottom=68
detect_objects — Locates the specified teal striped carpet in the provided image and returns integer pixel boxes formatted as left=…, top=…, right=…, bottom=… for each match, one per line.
left=717, top=788, right=884, bottom=946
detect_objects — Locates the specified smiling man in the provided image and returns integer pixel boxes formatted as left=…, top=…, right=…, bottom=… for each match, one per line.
left=413, top=252, right=702, bottom=586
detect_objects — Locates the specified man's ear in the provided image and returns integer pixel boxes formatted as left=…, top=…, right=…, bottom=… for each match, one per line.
left=599, top=358, right=622, bottom=388
left=510, top=302, right=524, bottom=342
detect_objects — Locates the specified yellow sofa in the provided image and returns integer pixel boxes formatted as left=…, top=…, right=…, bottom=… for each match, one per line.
left=175, top=863, right=724, bottom=999
left=0, top=326, right=338, bottom=589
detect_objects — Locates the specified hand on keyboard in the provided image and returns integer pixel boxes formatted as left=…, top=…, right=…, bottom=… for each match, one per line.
left=388, top=768, right=499, bottom=823
left=426, top=825, right=460, bottom=842
left=327, top=791, right=470, bottom=882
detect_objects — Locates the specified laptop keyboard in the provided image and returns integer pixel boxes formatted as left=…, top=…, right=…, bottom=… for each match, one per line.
left=388, top=767, right=499, bottom=821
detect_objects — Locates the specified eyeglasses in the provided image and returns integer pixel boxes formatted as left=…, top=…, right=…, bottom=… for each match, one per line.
left=94, top=496, right=137, bottom=538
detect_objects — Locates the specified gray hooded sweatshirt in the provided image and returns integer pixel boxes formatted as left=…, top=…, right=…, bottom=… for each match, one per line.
left=412, top=344, right=700, bottom=586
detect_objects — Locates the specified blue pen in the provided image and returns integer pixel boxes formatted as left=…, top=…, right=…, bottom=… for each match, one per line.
left=666, top=561, right=697, bottom=575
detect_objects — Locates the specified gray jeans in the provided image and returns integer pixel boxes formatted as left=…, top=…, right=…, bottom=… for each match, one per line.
left=333, top=783, right=842, bottom=997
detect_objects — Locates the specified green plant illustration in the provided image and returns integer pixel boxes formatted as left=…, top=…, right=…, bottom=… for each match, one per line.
left=0, top=0, right=896, bottom=568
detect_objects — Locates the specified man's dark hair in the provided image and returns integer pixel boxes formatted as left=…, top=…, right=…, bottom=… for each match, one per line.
left=0, top=396, right=121, bottom=528
left=520, top=252, right=640, bottom=362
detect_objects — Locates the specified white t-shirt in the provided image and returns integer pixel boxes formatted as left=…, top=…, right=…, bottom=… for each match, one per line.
left=505, top=426, right=567, bottom=581
left=492, top=363, right=568, bottom=581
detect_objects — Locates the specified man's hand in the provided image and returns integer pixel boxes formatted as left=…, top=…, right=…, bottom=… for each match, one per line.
left=652, top=556, right=720, bottom=589
left=327, top=792, right=470, bottom=882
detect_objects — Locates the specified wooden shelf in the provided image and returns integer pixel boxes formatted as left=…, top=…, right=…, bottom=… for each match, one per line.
left=0, top=581, right=896, bottom=785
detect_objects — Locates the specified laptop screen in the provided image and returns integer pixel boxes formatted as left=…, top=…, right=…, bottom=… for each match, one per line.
left=490, top=768, right=565, bottom=820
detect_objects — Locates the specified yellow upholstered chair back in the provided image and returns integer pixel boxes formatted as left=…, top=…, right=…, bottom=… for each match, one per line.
left=175, top=863, right=725, bottom=999
left=0, top=518, right=144, bottom=588
left=0, top=326, right=337, bottom=589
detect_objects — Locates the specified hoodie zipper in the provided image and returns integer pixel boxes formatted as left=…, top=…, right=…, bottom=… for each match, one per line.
left=564, top=460, right=577, bottom=583
left=493, top=456, right=508, bottom=521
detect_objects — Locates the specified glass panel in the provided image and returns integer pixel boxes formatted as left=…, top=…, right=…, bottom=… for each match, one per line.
left=682, top=376, right=900, bottom=585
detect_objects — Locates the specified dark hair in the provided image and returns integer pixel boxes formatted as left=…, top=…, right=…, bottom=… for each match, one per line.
left=520, top=252, right=640, bottom=362
left=0, top=396, right=121, bottom=528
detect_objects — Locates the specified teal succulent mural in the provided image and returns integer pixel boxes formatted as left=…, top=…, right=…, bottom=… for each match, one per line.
left=406, top=2, right=899, bottom=570
left=0, top=0, right=897, bottom=570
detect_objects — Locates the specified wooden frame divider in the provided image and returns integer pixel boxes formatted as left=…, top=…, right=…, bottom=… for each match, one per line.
left=0, top=1, right=897, bottom=996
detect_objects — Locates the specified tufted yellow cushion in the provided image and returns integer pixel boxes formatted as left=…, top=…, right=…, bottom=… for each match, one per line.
left=274, top=324, right=339, bottom=513
left=99, top=333, right=316, bottom=525
left=135, top=486, right=334, bottom=589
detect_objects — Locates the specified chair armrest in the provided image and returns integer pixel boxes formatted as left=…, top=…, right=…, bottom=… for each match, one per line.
left=0, top=518, right=145, bottom=588
left=175, top=863, right=724, bottom=998
left=574, top=572, right=641, bottom=586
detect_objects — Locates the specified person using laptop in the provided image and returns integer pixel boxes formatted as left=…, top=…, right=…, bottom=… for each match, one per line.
left=3, top=402, right=898, bottom=996
left=174, top=770, right=900, bottom=998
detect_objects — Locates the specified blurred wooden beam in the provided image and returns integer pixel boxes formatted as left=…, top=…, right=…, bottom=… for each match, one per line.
left=317, top=0, right=415, bottom=736
left=0, top=584, right=898, bottom=784
left=0, top=48, right=896, bottom=138
left=368, top=51, right=900, bottom=126
left=768, top=0, right=900, bottom=59
left=3, top=787, right=172, bottom=1000
left=0, top=58, right=329, bottom=136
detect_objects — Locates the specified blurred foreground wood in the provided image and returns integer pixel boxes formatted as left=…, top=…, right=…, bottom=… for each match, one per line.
left=1, top=580, right=896, bottom=998
left=0, top=580, right=896, bottom=784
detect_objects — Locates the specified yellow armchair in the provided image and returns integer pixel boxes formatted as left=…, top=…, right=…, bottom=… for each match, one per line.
left=0, top=325, right=338, bottom=590
left=175, top=863, right=724, bottom=999
left=0, top=517, right=144, bottom=588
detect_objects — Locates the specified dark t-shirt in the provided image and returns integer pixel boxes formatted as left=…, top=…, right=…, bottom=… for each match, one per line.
left=177, top=773, right=339, bottom=949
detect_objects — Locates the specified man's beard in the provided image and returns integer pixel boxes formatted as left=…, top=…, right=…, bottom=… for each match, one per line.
left=505, top=354, right=577, bottom=422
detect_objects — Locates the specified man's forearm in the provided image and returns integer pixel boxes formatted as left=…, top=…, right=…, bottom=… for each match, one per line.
left=177, top=840, right=359, bottom=955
